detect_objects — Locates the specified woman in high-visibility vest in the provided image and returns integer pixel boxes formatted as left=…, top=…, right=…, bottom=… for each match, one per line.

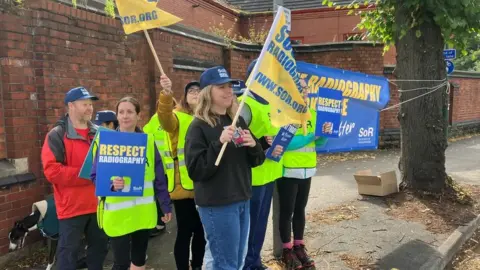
left=91, top=96, right=172, bottom=270
left=277, top=81, right=323, bottom=269
left=145, top=75, right=206, bottom=270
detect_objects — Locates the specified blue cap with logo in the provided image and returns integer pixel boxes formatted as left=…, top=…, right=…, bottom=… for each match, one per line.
left=199, top=66, right=238, bottom=89
left=94, top=110, right=117, bottom=125
left=232, top=80, right=246, bottom=96
left=64, top=87, right=98, bottom=105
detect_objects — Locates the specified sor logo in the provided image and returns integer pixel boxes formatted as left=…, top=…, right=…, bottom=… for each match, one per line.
left=358, top=127, right=374, bottom=137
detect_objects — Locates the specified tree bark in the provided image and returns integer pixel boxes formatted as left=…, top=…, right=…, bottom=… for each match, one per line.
left=394, top=2, right=448, bottom=193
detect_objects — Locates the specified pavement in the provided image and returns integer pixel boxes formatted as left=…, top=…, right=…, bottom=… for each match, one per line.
left=138, top=135, right=480, bottom=269
left=9, top=135, right=480, bottom=269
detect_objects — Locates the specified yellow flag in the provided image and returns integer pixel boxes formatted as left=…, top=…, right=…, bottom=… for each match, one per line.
left=115, top=0, right=182, bottom=35
left=246, top=6, right=310, bottom=127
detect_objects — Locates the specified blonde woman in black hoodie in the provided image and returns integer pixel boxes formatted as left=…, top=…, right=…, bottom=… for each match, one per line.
left=185, top=66, right=265, bottom=270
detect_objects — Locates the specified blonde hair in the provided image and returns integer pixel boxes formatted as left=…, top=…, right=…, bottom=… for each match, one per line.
left=195, top=85, right=235, bottom=127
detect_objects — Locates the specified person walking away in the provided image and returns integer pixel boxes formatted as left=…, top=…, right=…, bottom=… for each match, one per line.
left=41, top=87, right=108, bottom=270
left=94, top=110, right=118, bottom=129
left=146, top=75, right=206, bottom=270
left=278, top=83, right=319, bottom=269
left=91, top=96, right=173, bottom=270
left=239, top=59, right=285, bottom=270
left=185, top=66, right=266, bottom=270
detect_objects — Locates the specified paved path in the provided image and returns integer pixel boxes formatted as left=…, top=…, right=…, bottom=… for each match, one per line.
left=38, top=136, right=480, bottom=269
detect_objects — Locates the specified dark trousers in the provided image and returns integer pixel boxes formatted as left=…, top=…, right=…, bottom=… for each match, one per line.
left=243, top=181, right=275, bottom=270
left=173, top=198, right=206, bottom=270
left=277, top=177, right=312, bottom=243
left=110, top=229, right=151, bottom=269
left=57, top=213, right=108, bottom=270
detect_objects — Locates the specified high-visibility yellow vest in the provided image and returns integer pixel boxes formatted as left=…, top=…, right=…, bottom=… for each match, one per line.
left=144, top=114, right=167, bottom=172
left=95, top=133, right=157, bottom=237
left=159, top=111, right=194, bottom=192
left=283, top=109, right=317, bottom=169
left=242, top=95, right=283, bottom=185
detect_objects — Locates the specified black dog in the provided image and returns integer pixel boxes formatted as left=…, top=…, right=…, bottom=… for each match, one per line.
left=9, top=210, right=59, bottom=270
left=8, top=207, right=87, bottom=270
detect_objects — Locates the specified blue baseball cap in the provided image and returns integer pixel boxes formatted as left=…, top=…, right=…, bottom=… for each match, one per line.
left=64, top=87, right=98, bottom=105
left=199, top=66, right=238, bottom=89
left=94, top=110, right=117, bottom=125
left=232, top=80, right=246, bottom=96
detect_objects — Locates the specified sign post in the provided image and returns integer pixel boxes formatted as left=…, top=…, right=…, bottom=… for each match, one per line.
left=445, top=60, right=455, bottom=75
left=443, top=49, right=456, bottom=75
left=443, top=49, right=454, bottom=138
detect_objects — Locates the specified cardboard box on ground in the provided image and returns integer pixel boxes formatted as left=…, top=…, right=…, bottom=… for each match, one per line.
left=354, top=169, right=399, bottom=196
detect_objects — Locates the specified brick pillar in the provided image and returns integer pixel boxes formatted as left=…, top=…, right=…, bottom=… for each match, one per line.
left=0, top=3, right=46, bottom=254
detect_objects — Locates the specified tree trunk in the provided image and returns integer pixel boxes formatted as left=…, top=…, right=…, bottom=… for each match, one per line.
left=394, top=2, right=448, bottom=193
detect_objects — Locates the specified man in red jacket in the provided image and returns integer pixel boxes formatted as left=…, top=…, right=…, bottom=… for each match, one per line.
left=41, top=87, right=108, bottom=270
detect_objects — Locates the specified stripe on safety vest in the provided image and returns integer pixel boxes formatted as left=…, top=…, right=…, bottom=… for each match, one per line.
left=144, top=181, right=153, bottom=189
left=290, top=147, right=316, bottom=153
left=104, top=196, right=155, bottom=211
left=161, top=148, right=185, bottom=158
left=165, top=159, right=185, bottom=169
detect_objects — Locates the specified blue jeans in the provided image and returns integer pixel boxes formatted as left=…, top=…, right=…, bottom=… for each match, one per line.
left=244, top=182, right=275, bottom=270
left=198, top=200, right=250, bottom=270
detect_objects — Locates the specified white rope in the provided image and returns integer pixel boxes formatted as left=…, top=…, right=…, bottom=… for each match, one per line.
left=389, top=79, right=446, bottom=82
left=381, top=82, right=447, bottom=112
left=398, top=81, right=448, bottom=92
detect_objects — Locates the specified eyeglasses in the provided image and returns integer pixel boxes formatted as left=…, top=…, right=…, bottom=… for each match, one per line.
left=188, top=88, right=200, bottom=95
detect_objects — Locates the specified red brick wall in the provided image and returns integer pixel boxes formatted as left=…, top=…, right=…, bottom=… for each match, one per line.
left=380, top=74, right=400, bottom=130
left=157, top=0, right=239, bottom=37
left=154, top=0, right=397, bottom=66
left=0, top=75, right=5, bottom=159
left=450, top=76, right=480, bottom=124
left=238, top=9, right=362, bottom=44
left=295, top=45, right=385, bottom=75
left=151, top=30, right=226, bottom=101
left=0, top=0, right=153, bottom=254
left=223, top=49, right=258, bottom=80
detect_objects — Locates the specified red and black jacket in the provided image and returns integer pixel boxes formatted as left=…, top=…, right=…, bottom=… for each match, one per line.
left=41, top=115, right=98, bottom=220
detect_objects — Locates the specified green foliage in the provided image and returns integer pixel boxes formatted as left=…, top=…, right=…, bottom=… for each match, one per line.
left=208, top=15, right=269, bottom=47
left=104, top=0, right=115, bottom=18
left=325, top=0, right=480, bottom=53
left=452, top=34, right=480, bottom=71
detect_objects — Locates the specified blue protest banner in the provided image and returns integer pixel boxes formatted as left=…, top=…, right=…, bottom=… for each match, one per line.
left=79, top=126, right=114, bottom=180
left=266, top=124, right=298, bottom=162
left=95, top=131, right=148, bottom=197
left=297, top=61, right=390, bottom=153
left=316, top=88, right=343, bottom=138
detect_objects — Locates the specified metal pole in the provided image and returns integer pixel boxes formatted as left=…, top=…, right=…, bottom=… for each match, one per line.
left=272, top=182, right=283, bottom=258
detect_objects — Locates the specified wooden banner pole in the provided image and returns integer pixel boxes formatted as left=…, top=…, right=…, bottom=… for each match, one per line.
left=143, top=29, right=165, bottom=75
